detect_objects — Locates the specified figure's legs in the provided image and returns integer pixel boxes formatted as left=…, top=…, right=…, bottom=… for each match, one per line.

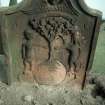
left=23, top=61, right=30, bottom=74
left=31, top=60, right=37, bottom=74
left=71, top=66, right=76, bottom=79
left=69, top=63, right=77, bottom=79
left=23, top=61, right=34, bottom=81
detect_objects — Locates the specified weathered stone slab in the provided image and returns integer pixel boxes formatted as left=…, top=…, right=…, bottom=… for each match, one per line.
left=0, top=0, right=102, bottom=88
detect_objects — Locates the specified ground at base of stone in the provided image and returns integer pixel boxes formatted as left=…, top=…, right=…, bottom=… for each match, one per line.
left=0, top=73, right=105, bottom=105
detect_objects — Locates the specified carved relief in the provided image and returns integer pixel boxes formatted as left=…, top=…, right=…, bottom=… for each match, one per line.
left=22, top=16, right=82, bottom=85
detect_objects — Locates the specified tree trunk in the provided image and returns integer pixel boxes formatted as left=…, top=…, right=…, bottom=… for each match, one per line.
left=9, top=0, right=17, bottom=6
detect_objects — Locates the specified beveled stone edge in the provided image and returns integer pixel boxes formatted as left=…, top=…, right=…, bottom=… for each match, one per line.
left=0, top=0, right=32, bottom=14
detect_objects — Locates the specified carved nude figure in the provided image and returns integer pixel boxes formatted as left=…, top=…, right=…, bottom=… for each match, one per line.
left=22, top=29, right=35, bottom=80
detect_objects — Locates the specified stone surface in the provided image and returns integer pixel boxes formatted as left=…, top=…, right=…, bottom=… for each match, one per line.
left=0, top=0, right=102, bottom=88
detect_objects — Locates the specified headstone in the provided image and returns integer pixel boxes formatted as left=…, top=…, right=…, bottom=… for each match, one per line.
left=0, top=0, right=102, bottom=88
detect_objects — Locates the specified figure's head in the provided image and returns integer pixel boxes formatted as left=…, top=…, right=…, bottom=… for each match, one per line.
left=29, top=17, right=38, bottom=30
left=24, top=30, right=33, bottom=40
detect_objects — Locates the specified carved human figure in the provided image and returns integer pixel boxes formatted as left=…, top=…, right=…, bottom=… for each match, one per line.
left=69, top=27, right=81, bottom=79
left=22, top=29, right=35, bottom=80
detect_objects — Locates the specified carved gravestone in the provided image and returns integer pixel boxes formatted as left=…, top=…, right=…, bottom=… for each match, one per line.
left=0, top=0, right=102, bottom=88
